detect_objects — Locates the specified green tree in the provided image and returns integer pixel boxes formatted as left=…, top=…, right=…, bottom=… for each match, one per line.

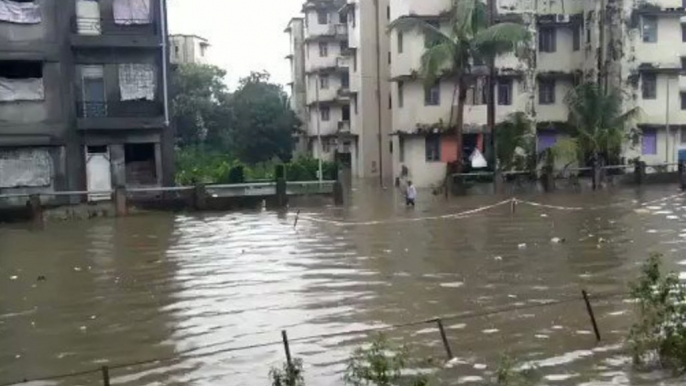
left=171, top=64, right=233, bottom=149
left=495, top=112, right=534, bottom=171
left=561, top=82, right=640, bottom=166
left=389, top=0, right=530, bottom=170
left=232, top=71, right=298, bottom=164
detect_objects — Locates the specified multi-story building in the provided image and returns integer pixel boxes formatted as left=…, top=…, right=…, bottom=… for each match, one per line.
left=0, top=0, right=174, bottom=200
left=285, top=17, right=309, bottom=156
left=286, top=0, right=392, bottom=180
left=388, top=0, right=686, bottom=187
left=170, top=34, right=210, bottom=65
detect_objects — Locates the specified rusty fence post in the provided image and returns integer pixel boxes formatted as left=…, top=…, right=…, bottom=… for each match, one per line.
left=114, top=186, right=128, bottom=216
left=582, top=290, right=601, bottom=343
left=281, top=330, right=293, bottom=369
left=101, top=366, right=110, bottom=386
left=435, top=319, right=454, bottom=360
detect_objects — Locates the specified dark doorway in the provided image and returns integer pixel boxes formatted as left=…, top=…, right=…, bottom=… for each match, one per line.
left=125, top=143, right=157, bottom=186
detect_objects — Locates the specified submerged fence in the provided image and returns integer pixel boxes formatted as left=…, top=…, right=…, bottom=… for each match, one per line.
left=0, top=289, right=626, bottom=386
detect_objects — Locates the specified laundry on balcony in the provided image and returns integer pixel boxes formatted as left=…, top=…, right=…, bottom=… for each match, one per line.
left=0, top=148, right=53, bottom=189
left=0, top=77, right=44, bottom=102
left=113, top=0, right=151, bottom=25
left=0, top=0, right=41, bottom=24
left=118, top=64, right=156, bottom=101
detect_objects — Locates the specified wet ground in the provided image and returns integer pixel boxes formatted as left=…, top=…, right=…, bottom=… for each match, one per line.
left=2, top=183, right=686, bottom=385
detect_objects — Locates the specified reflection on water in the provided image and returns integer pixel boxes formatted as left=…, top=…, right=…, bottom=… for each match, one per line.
left=2, top=183, right=686, bottom=385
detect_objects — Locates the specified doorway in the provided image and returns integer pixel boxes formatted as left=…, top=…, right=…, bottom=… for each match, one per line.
left=85, top=145, right=112, bottom=201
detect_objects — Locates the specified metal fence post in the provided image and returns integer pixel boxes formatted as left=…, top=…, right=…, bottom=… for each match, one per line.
left=582, top=290, right=601, bottom=343
left=281, top=330, right=293, bottom=369
left=435, top=319, right=454, bottom=360
left=101, top=366, right=110, bottom=386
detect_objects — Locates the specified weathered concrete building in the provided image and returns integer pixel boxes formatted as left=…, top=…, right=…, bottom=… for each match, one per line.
left=170, top=34, right=210, bottom=65
left=388, top=0, right=686, bottom=187
left=286, top=0, right=393, bottom=180
left=0, top=0, right=173, bottom=200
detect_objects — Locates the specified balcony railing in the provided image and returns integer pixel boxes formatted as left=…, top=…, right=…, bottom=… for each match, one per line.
left=336, top=57, right=350, bottom=68
left=338, top=120, right=351, bottom=133
left=76, top=101, right=163, bottom=119
left=72, top=17, right=157, bottom=35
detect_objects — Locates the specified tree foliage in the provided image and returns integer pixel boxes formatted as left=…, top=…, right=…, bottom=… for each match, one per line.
left=560, top=82, right=640, bottom=165
left=232, top=71, right=298, bottom=164
left=495, top=112, right=535, bottom=171
left=389, top=0, right=530, bottom=170
left=171, top=66, right=298, bottom=166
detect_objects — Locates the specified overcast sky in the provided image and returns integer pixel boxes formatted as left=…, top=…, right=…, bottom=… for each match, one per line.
left=168, top=0, right=302, bottom=90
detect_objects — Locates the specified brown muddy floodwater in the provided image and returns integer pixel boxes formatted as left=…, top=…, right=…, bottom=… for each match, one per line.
left=2, top=183, right=686, bottom=386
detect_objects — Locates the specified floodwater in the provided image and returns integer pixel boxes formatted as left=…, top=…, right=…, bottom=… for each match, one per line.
left=2, top=183, right=686, bottom=386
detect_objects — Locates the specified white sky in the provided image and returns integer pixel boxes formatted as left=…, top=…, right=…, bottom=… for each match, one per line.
left=168, top=0, right=303, bottom=90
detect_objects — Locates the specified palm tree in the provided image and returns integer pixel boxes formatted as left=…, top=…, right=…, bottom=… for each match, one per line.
left=562, top=82, right=640, bottom=167
left=389, top=0, right=530, bottom=171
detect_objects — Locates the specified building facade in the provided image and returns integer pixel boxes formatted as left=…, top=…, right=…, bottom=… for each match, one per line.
left=388, top=0, right=686, bottom=187
left=170, top=34, right=210, bottom=65
left=286, top=0, right=393, bottom=180
left=0, top=0, right=174, bottom=201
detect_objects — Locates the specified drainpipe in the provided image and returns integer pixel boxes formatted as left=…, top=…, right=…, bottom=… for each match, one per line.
left=160, top=0, right=170, bottom=126
left=373, top=0, right=384, bottom=186
left=487, top=0, right=497, bottom=176
left=666, top=74, right=671, bottom=166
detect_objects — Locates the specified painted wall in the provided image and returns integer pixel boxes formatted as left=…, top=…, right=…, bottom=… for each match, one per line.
left=304, top=7, right=343, bottom=38
left=537, top=26, right=583, bottom=73
left=309, top=104, right=344, bottom=137
left=535, top=78, right=572, bottom=122
left=305, top=72, right=344, bottom=104
left=389, top=0, right=450, bottom=21
left=305, top=40, right=341, bottom=72
left=398, top=136, right=446, bottom=187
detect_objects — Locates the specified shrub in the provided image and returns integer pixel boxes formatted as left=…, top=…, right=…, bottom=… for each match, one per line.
left=629, top=253, right=686, bottom=371
left=269, top=358, right=305, bottom=386
left=344, top=334, right=430, bottom=386
left=492, top=355, right=539, bottom=386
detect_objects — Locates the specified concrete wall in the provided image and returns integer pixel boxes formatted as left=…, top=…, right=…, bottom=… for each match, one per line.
left=170, top=35, right=208, bottom=65
left=306, top=72, right=344, bottom=104
left=396, top=136, right=446, bottom=187
left=309, top=104, right=344, bottom=136
left=304, top=7, right=343, bottom=38
left=305, top=39, right=341, bottom=71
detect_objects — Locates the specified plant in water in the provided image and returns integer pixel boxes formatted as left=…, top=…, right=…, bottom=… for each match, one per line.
left=269, top=358, right=305, bottom=386
left=344, top=334, right=430, bottom=386
left=492, top=354, right=539, bottom=386
left=629, top=253, right=686, bottom=371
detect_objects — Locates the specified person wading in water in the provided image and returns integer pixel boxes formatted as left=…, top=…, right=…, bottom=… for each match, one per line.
left=406, top=181, right=416, bottom=207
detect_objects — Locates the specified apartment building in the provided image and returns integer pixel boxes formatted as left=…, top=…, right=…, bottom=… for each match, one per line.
left=286, top=0, right=392, bottom=180
left=170, top=34, right=210, bottom=65
left=0, top=0, right=174, bottom=201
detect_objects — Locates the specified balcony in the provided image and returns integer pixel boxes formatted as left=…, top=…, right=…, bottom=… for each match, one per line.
left=70, top=17, right=160, bottom=48
left=336, top=56, right=351, bottom=69
left=76, top=101, right=165, bottom=130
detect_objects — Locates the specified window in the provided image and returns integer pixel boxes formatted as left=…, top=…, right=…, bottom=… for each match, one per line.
left=399, top=136, right=405, bottom=162
left=642, top=16, right=657, bottom=43
left=682, top=24, right=686, bottom=42
left=350, top=7, right=356, bottom=27
left=682, top=57, right=686, bottom=71
left=539, top=79, right=555, bottom=105
left=497, top=79, right=513, bottom=106
left=353, top=95, right=358, bottom=114
left=317, top=10, right=328, bottom=25
left=340, top=40, right=349, bottom=51
left=397, top=81, right=404, bottom=108
left=424, top=82, right=440, bottom=106
left=573, top=26, right=580, bottom=51
left=387, top=6, right=390, bottom=20
left=642, top=73, right=657, bottom=99
left=642, top=128, right=657, bottom=155
left=353, top=52, right=357, bottom=72
left=388, top=51, right=391, bottom=64
left=0, top=61, right=44, bottom=103
left=681, top=126, right=686, bottom=144
left=340, top=12, right=347, bottom=24
left=586, top=27, right=591, bottom=44
left=318, top=42, right=328, bottom=57
left=323, top=140, right=331, bottom=153
left=342, top=105, right=350, bottom=121
left=467, top=78, right=487, bottom=105
left=321, top=106, right=330, bottom=121
left=425, top=136, right=441, bottom=162
left=539, top=27, right=556, bottom=52
left=80, top=65, right=106, bottom=117
left=397, top=31, right=404, bottom=53
left=319, top=74, right=329, bottom=89
left=681, top=92, right=686, bottom=110
left=424, top=20, right=440, bottom=48
left=341, top=72, right=349, bottom=88
left=388, top=93, right=392, bottom=109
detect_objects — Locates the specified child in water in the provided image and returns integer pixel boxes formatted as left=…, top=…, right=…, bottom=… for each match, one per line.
left=406, top=181, right=416, bottom=207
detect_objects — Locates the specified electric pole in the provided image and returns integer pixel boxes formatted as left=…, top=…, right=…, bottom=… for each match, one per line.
left=487, top=0, right=499, bottom=189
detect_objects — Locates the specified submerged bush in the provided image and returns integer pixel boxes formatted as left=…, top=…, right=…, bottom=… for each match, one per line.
left=492, top=355, right=539, bottom=386
left=269, top=358, right=305, bottom=386
left=629, top=253, right=686, bottom=371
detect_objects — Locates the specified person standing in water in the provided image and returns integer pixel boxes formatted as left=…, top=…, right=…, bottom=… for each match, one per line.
left=406, top=181, right=416, bottom=207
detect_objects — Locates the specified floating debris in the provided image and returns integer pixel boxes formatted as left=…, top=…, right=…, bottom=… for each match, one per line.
left=473, top=363, right=487, bottom=370
left=518, top=243, right=527, bottom=249
left=10, top=276, right=17, bottom=280
left=73, top=267, right=82, bottom=272
left=493, top=255, right=503, bottom=261
left=440, top=282, right=464, bottom=288
left=551, top=237, right=565, bottom=244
